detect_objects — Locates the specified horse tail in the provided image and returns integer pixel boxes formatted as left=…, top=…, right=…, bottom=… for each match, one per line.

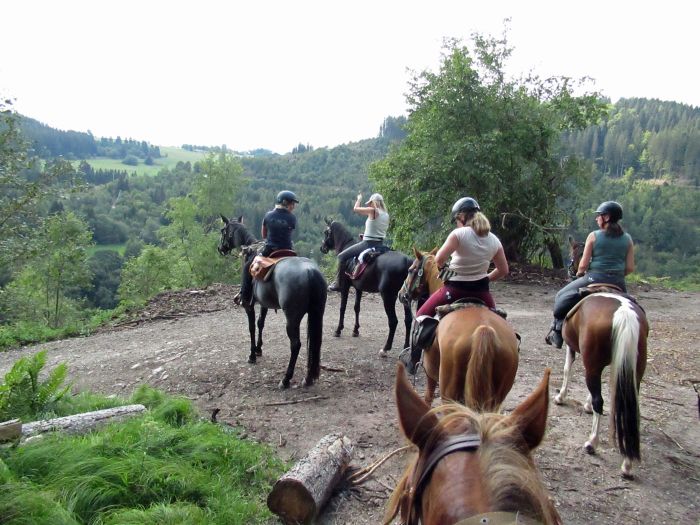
left=466, top=325, right=500, bottom=412
left=610, top=301, right=642, bottom=460
left=306, top=269, right=326, bottom=381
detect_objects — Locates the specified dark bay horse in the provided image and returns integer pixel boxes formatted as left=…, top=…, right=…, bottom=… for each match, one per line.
left=400, top=248, right=519, bottom=409
left=554, top=238, right=649, bottom=478
left=320, top=219, right=412, bottom=355
left=386, top=364, right=561, bottom=525
left=218, top=215, right=326, bottom=389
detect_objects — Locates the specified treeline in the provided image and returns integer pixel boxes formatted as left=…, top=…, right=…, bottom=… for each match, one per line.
left=561, top=98, right=700, bottom=183
left=19, top=115, right=161, bottom=161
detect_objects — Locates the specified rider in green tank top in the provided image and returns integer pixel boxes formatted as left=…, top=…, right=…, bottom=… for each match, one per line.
left=545, top=201, right=635, bottom=349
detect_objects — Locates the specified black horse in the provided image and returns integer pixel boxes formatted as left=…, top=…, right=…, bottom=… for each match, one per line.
left=320, top=219, right=412, bottom=355
left=218, top=215, right=327, bottom=389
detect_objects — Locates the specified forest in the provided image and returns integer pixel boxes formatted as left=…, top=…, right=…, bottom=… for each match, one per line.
left=1, top=36, right=698, bottom=348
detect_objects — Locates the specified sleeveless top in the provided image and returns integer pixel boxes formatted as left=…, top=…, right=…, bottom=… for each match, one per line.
left=588, top=230, right=632, bottom=277
left=448, top=227, right=502, bottom=281
left=363, top=210, right=389, bottom=241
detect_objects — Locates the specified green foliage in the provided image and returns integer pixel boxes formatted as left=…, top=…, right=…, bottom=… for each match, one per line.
left=370, top=33, right=607, bottom=264
left=0, top=388, right=286, bottom=525
left=0, top=350, right=71, bottom=421
left=0, top=483, right=80, bottom=525
left=117, top=245, right=172, bottom=305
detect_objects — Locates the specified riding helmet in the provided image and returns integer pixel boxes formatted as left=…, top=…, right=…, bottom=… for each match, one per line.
left=451, top=197, right=480, bottom=220
left=595, top=201, right=623, bottom=222
left=276, top=190, right=299, bottom=205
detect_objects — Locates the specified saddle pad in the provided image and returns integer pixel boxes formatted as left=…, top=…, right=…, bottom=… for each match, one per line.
left=435, top=299, right=508, bottom=320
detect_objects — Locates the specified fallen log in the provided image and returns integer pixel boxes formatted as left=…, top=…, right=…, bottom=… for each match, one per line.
left=0, top=419, right=22, bottom=442
left=20, top=404, right=147, bottom=440
left=267, top=433, right=353, bottom=524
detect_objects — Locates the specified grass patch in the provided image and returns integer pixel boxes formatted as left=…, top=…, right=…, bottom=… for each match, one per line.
left=80, top=147, right=205, bottom=177
left=0, top=387, right=287, bottom=525
left=87, top=244, right=126, bottom=257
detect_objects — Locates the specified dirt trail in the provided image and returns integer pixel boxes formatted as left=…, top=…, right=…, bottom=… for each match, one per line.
left=1, top=280, right=698, bottom=524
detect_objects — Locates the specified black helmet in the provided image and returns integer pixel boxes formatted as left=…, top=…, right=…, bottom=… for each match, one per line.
left=595, top=201, right=623, bottom=222
left=451, top=197, right=480, bottom=221
left=276, top=190, right=299, bottom=205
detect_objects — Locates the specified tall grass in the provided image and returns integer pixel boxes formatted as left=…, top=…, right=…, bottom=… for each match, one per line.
left=0, top=386, right=287, bottom=524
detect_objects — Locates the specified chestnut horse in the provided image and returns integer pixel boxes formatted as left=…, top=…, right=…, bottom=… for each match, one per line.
left=386, top=364, right=561, bottom=525
left=554, top=237, right=649, bottom=478
left=399, top=248, right=519, bottom=409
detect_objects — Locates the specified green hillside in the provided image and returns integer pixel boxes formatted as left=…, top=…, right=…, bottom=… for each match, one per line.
left=82, top=146, right=205, bottom=176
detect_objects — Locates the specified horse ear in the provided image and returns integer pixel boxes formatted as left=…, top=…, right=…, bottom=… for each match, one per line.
left=324, top=216, right=332, bottom=226
left=395, top=363, right=437, bottom=447
left=568, top=236, right=575, bottom=247
left=412, top=246, right=423, bottom=259
left=429, top=247, right=439, bottom=256
left=221, top=214, right=229, bottom=224
left=509, top=368, right=550, bottom=451
left=237, top=215, right=243, bottom=224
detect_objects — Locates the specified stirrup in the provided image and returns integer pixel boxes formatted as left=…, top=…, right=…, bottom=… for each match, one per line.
left=398, top=347, right=420, bottom=376
left=544, top=329, right=563, bottom=349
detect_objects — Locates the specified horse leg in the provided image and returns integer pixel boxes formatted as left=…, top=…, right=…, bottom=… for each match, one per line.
left=554, top=345, right=576, bottom=404
left=280, top=319, right=303, bottom=389
left=244, top=306, right=258, bottom=364
left=378, top=292, right=399, bottom=355
left=334, top=288, right=348, bottom=337
left=255, top=307, right=268, bottom=356
left=352, top=290, right=362, bottom=337
left=402, top=301, right=412, bottom=350
left=584, top=373, right=604, bottom=454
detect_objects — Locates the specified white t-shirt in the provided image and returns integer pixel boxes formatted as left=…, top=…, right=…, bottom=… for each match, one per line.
left=448, top=227, right=502, bottom=281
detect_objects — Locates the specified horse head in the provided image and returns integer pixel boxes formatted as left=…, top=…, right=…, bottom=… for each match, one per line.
left=567, top=235, right=585, bottom=280
left=386, top=365, right=559, bottom=525
left=218, top=214, right=251, bottom=255
left=319, top=218, right=336, bottom=254
left=399, top=247, right=438, bottom=305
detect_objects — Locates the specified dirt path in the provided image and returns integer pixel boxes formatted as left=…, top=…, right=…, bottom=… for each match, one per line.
left=1, top=280, right=698, bottom=524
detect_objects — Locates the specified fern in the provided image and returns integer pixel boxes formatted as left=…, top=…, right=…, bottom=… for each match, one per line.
left=0, top=351, right=72, bottom=422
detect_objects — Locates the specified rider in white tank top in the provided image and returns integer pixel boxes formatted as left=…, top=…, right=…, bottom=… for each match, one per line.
left=449, top=227, right=503, bottom=281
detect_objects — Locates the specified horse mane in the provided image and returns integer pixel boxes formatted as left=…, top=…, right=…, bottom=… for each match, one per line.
left=232, top=218, right=258, bottom=246
left=385, top=403, right=560, bottom=525
left=330, top=220, right=357, bottom=250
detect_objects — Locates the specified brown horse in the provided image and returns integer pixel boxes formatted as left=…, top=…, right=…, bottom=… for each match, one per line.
left=399, top=248, right=519, bottom=409
left=386, top=364, right=561, bottom=525
left=554, top=238, right=649, bottom=478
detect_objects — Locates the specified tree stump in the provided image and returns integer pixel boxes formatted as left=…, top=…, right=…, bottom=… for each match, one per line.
left=267, top=433, right=353, bottom=524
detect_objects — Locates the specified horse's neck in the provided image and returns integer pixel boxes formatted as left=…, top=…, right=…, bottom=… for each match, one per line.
left=426, top=260, right=443, bottom=294
left=334, top=226, right=356, bottom=252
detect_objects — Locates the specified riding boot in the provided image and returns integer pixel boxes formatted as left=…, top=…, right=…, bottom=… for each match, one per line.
left=328, top=265, right=345, bottom=292
left=544, top=319, right=564, bottom=349
left=401, top=316, right=439, bottom=375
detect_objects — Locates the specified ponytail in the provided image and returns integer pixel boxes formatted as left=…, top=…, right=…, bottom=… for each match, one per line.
left=467, top=211, right=491, bottom=236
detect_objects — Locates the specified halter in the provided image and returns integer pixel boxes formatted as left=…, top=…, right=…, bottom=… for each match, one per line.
left=402, top=255, right=430, bottom=303
left=405, top=433, right=542, bottom=525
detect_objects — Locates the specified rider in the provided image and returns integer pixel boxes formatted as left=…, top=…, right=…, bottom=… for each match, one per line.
left=237, top=190, right=298, bottom=305
left=545, top=200, right=635, bottom=348
left=403, top=197, right=509, bottom=375
left=328, top=192, right=389, bottom=291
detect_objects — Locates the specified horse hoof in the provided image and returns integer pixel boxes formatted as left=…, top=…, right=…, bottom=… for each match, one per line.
left=352, top=331, right=359, bottom=337
left=333, top=331, right=341, bottom=338
left=621, top=470, right=634, bottom=480
left=379, top=349, right=388, bottom=358
left=301, top=377, right=314, bottom=387
left=255, top=349, right=263, bottom=357
left=554, top=394, right=564, bottom=405
left=248, top=356, right=257, bottom=364
left=278, top=379, right=290, bottom=389
left=584, top=442, right=596, bottom=455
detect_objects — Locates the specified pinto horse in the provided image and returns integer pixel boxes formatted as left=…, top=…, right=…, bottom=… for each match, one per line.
left=399, top=248, right=519, bottom=409
left=554, top=238, right=649, bottom=478
left=386, top=364, right=561, bottom=525
left=320, top=219, right=412, bottom=354
left=218, top=215, right=326, bottom=389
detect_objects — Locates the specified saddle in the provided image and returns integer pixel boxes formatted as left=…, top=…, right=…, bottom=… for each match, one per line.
left=435, top=298, right=508, bottom=320
left=249, top=249, right=296, bottom=281
left=566, top=283, right=642, bottom=320
left=345, top=245, right=390, bottom=280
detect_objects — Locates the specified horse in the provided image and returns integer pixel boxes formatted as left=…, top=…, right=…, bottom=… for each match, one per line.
left=386, top=364, right=561, bottom=525
left=319, top=218, right=413, bottom=355
left=554, top=237, right=649, bottom=478
left=399, top=247, right=519, bottom=409
left=218, top=215, right=327, bottom=389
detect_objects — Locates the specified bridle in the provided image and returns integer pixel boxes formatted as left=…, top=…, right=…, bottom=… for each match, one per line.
left=404, top=434, right=481, bottom=525
left=567, top=243, right=584, bottom=280
left=401, top=255, right=430, bottom=305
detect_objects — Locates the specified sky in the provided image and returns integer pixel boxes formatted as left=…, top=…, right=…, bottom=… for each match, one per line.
left=2, top=0, right=698, bottom=154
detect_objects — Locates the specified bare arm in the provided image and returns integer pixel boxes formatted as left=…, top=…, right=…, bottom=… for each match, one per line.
left=624, top=238, right=635, bottom=275
left=353, top=194, right=377, bottom=218
left=488, top=246, right=509, bottom=281
left=435, top=232, right=460, bottom=268
left=576, top=232, right=596, bottom=277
